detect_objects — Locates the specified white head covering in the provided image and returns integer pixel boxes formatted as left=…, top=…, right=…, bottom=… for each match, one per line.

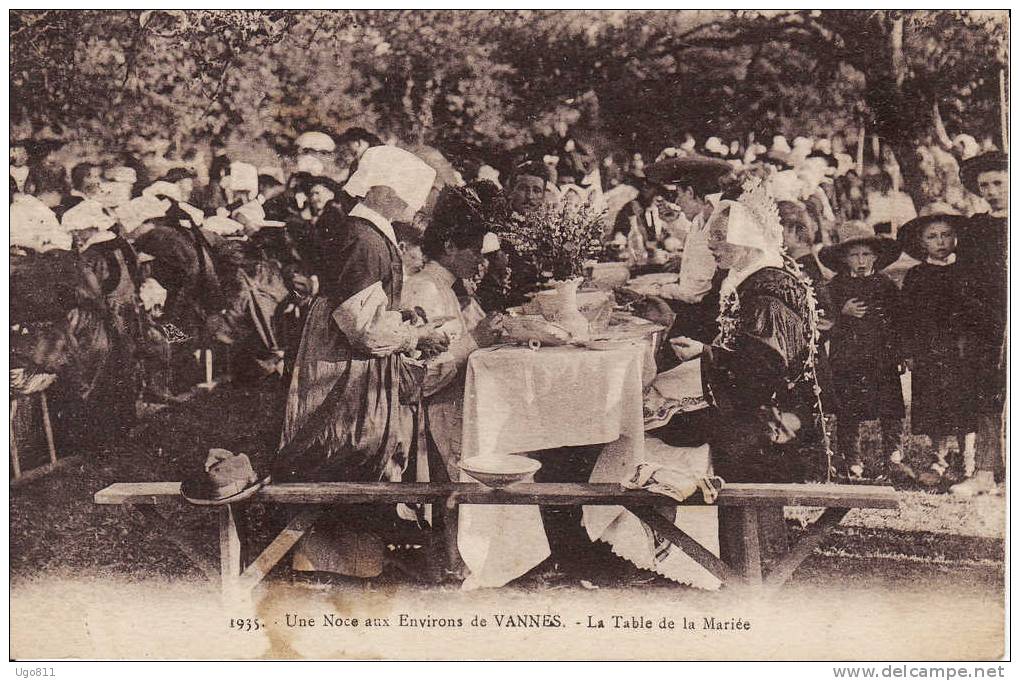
left=771, top=135, right=792, bottom=155
left=793, top=136, right=814, bottom=151
left=61, top=199, right=117, bottom=233
left=203, top=214, right=246, bottom=236
left=10, top=194, right=72, bottom=251
left=952, top=134, right=981, bottom=160
left=476, top=164, right=502, bottom=188
left=705, top=137, right=728, bottom=156
left=343, top=145, right=437, bottom=214
left=142, top=181, right=183, bottom=203
left=481, top=232, right=501, bottom=254
left=706, top=177, right=784, bottom=255
left=295, top=131, right=336, bottom=153
left=769, top=170, right=805, bottom=203
left=222, top=161, right=258, bottom=195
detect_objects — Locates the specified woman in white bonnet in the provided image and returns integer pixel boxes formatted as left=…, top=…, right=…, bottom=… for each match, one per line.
left=274, top=146, right=446, bottom=577
left=669, top=178, right=825, bottom=483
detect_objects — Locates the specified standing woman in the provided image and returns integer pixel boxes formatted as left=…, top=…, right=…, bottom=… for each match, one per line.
left=274, top=146, right=440, bottom=482
left=670, top=178, right=825, bottom=483
left=273, top=147, right=440, bottom=575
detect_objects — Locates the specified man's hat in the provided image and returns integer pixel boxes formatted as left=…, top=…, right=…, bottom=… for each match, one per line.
left=181, top=448, right=266, bottom=506
left=897, top=213, right=970, bottom=261
left=643, top=154, right=732, bottom=196
left=819, top=221, right=902, bottom=271
left=959, top=151, right=1007, bottom=195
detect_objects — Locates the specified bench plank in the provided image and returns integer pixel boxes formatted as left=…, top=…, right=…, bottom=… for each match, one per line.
left=95, top=481, right=899, bottom=509
left=95, top=482, right=182, bottom=504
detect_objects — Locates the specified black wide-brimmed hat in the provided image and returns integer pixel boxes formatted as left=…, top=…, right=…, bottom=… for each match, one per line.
left=644, top=154, right=732, bottom=195
left=819, top=222, right=902, bottom=272
left=897, top=213, right=970, bottom=261
left=959, top=151, right=1007, bottom=195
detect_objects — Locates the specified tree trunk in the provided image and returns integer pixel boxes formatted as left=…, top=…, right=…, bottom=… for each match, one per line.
left=864, top=14, right=926, bottom=206
left=889, top=16, right=906, bottom=88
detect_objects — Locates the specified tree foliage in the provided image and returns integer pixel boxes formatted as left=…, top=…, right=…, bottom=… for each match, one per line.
left=10, top=9, right=1008, bottom=169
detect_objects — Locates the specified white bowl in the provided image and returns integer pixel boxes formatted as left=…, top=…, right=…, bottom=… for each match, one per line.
left=459, top=455, right=541, bottom=488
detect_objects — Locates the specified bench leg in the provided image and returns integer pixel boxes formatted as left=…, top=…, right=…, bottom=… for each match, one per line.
left=625, top=504, right=739, bottom=584
left=719, top=507, right=763, bottom=586
left=757, top=504, right=790, bottom=570
left=238, top=507, right=322, bottom=593
left=10, top=399, right=22, bottom=480
left=126, top=506, right=219, bottom=579
left=40, top=392, right=57, bottom=466
left=763, top=507, right=849, bottom=592
left=220, top=504, right=243, bottom=599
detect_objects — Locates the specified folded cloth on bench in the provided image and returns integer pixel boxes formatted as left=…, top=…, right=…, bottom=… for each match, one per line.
left=623, top=462, right=723, bottom=504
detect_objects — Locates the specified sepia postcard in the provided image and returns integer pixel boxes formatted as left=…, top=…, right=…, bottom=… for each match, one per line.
left=8, top=8, right=1008, bottom=662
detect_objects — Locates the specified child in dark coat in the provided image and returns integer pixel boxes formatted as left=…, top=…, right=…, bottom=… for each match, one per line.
left=820, top=223, right=907, bottom=481
left=897, top=214, right=982, bottom=486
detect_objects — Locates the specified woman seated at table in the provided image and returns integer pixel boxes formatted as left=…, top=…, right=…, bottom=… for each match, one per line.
left=400, top=185, right=505, bottom=574
left=668, top=178, right=824, bottom=483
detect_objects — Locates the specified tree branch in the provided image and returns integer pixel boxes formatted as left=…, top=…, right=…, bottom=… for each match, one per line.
left=200, top=52, right=235, bottom=119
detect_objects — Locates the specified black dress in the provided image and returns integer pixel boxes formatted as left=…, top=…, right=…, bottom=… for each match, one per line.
left=900, top=261, right=982, bottom=437
left=702, top=266, right=823, bottom=483
left=273, top=215, right=421, bottom=483
left=957, top=213, right=1007, bottom=414
left=825, top=272, right=904, bottom=422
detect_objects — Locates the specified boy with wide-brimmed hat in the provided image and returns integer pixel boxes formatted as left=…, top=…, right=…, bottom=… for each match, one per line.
left=820, top=222, right=909, bottom=481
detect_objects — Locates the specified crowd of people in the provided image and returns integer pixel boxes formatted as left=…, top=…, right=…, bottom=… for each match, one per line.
left=9, top=122, right=1007, bottom=580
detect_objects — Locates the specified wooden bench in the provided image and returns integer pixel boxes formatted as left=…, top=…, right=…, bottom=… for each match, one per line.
left=94, top=481, right=898, bottom=597
left=11, top=391, right=82, bottom=488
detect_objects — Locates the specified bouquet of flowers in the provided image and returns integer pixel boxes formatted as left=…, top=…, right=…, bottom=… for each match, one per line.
left=500, top=204, right=605, bottom=280
left=481, top=204, right=605, bottom=309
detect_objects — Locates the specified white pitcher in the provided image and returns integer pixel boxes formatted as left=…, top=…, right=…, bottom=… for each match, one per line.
left=536, top=277, right=590, bottom=342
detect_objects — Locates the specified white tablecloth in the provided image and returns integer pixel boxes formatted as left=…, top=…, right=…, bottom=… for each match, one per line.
left=458, top=344, right=647, bottom=588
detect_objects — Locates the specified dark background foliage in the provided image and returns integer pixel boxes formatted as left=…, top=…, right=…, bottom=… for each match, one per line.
left=10, top=10, right=1008, bottom=193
